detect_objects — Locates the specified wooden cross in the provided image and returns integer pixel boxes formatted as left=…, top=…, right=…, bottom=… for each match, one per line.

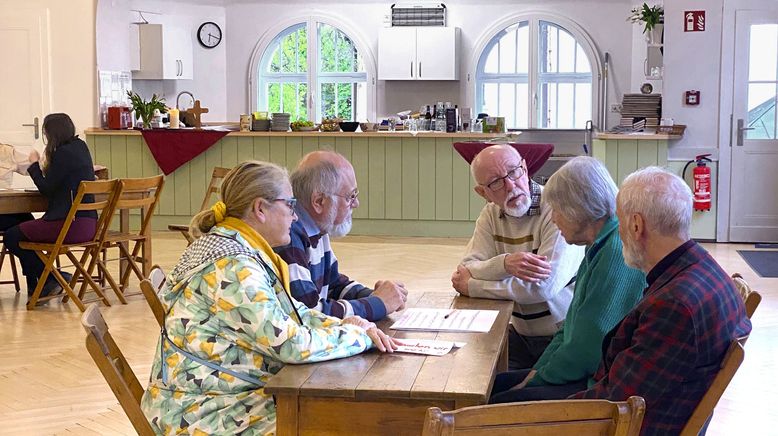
left=188, top=100, right=209, bottom=129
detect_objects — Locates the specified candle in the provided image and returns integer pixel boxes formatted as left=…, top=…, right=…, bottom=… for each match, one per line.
left=169, top=108, right=180, bottom=129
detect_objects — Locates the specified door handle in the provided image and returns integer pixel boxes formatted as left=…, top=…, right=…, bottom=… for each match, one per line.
left=736, top=118, right=754, bottom=146
left=22, top=117, right=39, bottom=140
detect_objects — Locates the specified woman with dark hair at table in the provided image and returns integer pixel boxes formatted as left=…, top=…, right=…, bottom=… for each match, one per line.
left=4, top=113, right=98, bottom=301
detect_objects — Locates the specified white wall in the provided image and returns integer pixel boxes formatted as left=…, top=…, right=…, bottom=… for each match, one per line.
left=663, top=0, right=724, bottom=161
left=225, top=0, right=634, bottom=127
left=96, top=0, right=228, bottom=120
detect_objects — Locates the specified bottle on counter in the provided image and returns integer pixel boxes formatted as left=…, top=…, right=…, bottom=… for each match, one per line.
left=435, top=102, right=446, bottom=132
left=445, top=107, right=457, bottom=133
left=425, top=105, right=432, bottom=131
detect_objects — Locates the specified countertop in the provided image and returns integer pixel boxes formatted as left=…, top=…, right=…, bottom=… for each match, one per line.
left=594, top=132, right=682, bottom=140
left=85, top=127, right=518, bottom=139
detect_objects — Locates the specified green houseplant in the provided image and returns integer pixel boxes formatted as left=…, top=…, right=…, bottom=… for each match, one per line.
left=127, top=91, right=167, bottom=129
left=628, top=3, right=664, bottom=35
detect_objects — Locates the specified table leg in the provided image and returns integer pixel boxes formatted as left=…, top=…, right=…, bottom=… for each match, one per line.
left=274, top=394, right=299, bottom=436
left=498, top=326, right=509, bottom=373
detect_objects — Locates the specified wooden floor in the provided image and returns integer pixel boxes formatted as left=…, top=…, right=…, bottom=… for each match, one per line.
left=0, top=232, right=774, bottom=435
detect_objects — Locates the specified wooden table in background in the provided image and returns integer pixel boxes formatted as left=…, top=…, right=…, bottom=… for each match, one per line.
left=0, top=189, right=149, bottom=280
left=265, top=292, right=513, bottom=435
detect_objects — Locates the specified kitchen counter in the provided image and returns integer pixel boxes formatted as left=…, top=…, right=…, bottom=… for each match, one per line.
left=594, top=132, right=682, bottom=140
left=85, top=127, right=516, bottom=139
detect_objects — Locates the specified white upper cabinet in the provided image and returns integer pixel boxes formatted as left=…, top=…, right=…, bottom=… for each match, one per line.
left=378, top=27, right=459, bottom=80
left=132, top=24, right=193, bottom=80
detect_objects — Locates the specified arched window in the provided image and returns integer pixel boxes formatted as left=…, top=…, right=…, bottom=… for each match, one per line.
left=256, top=21, right=369, bottom=122
left=476, top=16, right=598, bottom=129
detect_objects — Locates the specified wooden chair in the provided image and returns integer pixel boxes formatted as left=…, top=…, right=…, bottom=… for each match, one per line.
left=22, top=179, right=122, bottom=311
left=92, top=175, right=165, bottom=300
left=0, top=232, right=21, bottom=291
left=81, top=303, right=155, bottom=436
left=680, top=339, right=746, bottom=436
left=140, top=264, right=166, bottom=328
left=731, top=273, right=762, bottom=319
left=422, top=396, right=646, bottom=436
left=168, top=166, right=230, bottom=245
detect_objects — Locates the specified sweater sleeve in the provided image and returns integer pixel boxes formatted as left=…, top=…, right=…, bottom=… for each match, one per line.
left=28, top=158, right=67, bottom=198
left=466, top=206, right=583, bottom=305
left=529, top=241, right=645, bottom=386
left=461, top=206, right=510, bottom=280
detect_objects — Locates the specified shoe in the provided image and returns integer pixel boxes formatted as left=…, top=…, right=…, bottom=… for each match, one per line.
left=40, top=271, right=72, bottom=298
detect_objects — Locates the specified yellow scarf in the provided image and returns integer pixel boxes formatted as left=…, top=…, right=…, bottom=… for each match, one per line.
left=219, top=216, right=291, bottom=293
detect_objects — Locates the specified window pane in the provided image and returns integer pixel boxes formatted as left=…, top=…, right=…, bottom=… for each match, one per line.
left=483, top=83, right=499, bottom=116
left=281, top=83, right=307, bottom=120
left=517, top=25, right=529, bottom=73
left=516, top=84, right=529, bottom=128
left=267, top=83, right=280, bottom=112
left=575, top=44, right=591, bottom=73
left=319, top=23, right=363, bottom=73
left=750, top=24, right=778, bottom=82
left=556, top=83, right=574, bottom=128
left=484, top=44, right=499, bottom=73
left=575, top=83, right=592, bottom=128
left=540, top=83, right=558, bottom=128
left=498, top=83, right=516, bottom=128
left=499, top=27, right=517, bottom=74
left=558, top=30, right=576, bottom=72
left=747, top=83, right=776, bottom=139
left=270, top=27, right=306, bottom=73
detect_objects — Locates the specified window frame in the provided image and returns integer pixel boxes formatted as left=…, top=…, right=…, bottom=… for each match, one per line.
left=469, top=12, right=603, bottom=130
left=249, top=14, right=376, bottom=121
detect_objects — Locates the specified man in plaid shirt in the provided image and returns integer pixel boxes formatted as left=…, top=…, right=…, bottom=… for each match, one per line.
left=571, top=167, right=751, bottom=435
left=275, top=151, right=407, bottom=322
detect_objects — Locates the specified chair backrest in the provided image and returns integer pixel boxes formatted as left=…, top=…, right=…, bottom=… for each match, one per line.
left=81, top=304, right=155, bottom=436
left=140, top=265, right=166, bottom=328
left=422, top=396, right=646, bottom=436
left=116, top=175, right=165, bottom=236
left=199, top=166, right=231, bottom=211
left=56, top=179, right=122, bottom=249
left=680, top=340, right=746, bottom=436
left=731, top=273, right=762, bottom=319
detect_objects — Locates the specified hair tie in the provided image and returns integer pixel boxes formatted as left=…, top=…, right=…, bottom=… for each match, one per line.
left=211, top=201, right=227, bottom=223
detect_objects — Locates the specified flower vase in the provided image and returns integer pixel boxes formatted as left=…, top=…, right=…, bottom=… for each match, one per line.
left=647, top=23, right=664, bottom=45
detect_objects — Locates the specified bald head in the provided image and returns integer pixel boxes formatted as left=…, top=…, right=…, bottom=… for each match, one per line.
left=297, top=150, right=351, bottom=173
left=471, top=144, right=523, bottom=185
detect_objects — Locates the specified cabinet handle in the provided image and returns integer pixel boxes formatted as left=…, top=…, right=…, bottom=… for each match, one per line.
left=178, top=60, right=182, bottom=77
left=419, top=62, right=422, bottom=78
left=410, top=62, right=413, bottom=78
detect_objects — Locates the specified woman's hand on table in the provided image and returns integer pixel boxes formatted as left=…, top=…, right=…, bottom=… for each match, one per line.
left=341, top=316, right=374, bottom=330
left=341, top=316, right=399, bottom=353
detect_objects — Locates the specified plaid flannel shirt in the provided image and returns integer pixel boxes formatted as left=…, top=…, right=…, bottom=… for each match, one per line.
left=572, top=240, right=752, bottom=435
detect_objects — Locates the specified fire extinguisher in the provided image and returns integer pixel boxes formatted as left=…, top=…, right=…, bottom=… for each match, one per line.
left=682, top=154, right=713, bottom=211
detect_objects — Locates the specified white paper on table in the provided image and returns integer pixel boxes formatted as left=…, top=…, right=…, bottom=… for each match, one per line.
left=394, top=339, right=466, bottom=356
left=390, top=308, right=499, bottom=333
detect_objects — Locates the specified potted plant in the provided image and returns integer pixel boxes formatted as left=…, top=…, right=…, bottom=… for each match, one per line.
left=628, top=3, right=664, bottom=44
left=127, top=91, right=167, bottom=129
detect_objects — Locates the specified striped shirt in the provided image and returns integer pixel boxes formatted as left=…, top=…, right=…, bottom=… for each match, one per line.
left=274, top=206, right=387, bottom=321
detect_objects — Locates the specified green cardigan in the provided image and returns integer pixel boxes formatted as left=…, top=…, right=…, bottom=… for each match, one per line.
left=526, top=216, right=645, bottom=387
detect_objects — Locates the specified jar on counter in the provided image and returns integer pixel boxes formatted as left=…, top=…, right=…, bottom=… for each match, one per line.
left=240, top=114, right=251, bottom=132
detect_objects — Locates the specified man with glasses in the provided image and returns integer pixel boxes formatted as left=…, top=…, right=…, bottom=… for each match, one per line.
left=452, top=144, right=584, bottom=370
left=276, top=151, right=408, bottom=322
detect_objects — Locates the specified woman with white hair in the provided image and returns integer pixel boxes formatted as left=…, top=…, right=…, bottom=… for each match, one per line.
left=490, top=156, right=645, bottom=403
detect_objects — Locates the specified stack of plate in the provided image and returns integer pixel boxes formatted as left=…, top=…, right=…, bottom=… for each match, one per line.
left=271, top=113, right=291, bottom=131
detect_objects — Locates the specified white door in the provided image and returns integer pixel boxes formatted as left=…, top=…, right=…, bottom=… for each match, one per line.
left=416, top=27, right=459, bottom=80
left=0, top=8, right=49, bottom=148
left=729, top=8, right=778, bottom=242
left=378, top=27, right=416, bottom=80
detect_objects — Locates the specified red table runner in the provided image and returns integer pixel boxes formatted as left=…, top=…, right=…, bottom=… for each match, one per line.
left=141, top=129, right=229, bottom=175
left=452, top=142, right=555, bottom=177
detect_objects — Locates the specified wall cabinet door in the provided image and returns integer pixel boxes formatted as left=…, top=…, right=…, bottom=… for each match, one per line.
left=378, top=27, right=460, bottom=81
left=416, top=27, right=459, bottom=80
left=133, top=24, right=193, bottom=80
left=378, top=27, right=417, bottom=80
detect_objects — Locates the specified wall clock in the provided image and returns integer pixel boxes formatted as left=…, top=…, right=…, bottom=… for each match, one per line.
left=197, top=22, right=222, bottom=48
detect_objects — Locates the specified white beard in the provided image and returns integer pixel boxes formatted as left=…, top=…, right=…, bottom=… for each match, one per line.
left=622, top=235, right=647, bottom=272
left=503, top=193, right=532, bottom=218
left=321, top=205, right=353, bottom=238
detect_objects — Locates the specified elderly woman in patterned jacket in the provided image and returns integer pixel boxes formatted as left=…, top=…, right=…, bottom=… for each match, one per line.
left=141, top=160, right=398, bottom=435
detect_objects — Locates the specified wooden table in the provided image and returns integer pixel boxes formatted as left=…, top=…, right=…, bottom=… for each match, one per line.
left=0, top=189, right=149, bottom=285
left=265, top=292, right=513, bottom=435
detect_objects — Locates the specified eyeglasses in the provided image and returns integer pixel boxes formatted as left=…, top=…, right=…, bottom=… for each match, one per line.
left=484, top=161, right=526, bottom=191
left=271, top=197, right=297, bottom=214
left=332, top=189, right=359, bottom=206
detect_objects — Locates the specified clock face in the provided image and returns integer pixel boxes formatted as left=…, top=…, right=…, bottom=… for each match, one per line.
left=197, top=22, right=222, bottom=48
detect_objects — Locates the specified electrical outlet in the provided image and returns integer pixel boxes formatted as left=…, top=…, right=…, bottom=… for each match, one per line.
left=610, top=104, right=622, bottom=113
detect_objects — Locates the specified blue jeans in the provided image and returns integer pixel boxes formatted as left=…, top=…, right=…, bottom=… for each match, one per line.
left=489, top=368, right=588, bottom=404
